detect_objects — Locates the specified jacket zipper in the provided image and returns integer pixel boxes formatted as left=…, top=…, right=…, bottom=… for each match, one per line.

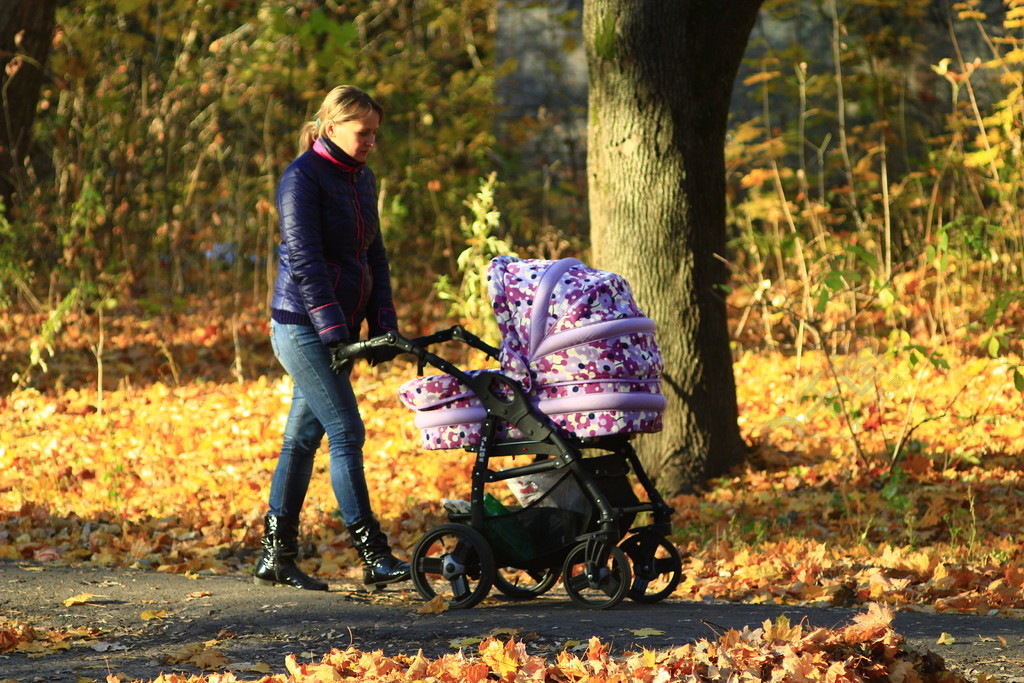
left=349, top=170, right=369, bottom=323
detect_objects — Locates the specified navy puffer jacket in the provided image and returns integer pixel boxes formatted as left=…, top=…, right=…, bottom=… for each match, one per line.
left=271, top=135, right=397, bottom=346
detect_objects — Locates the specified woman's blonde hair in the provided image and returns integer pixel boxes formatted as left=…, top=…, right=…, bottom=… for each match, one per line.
left=297, top=85, right=384, bottom=154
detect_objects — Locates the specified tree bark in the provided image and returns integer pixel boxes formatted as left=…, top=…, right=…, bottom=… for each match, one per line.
left=0, top=0, right=59, bottom=214
left=584, top=0, right=763, bottom=494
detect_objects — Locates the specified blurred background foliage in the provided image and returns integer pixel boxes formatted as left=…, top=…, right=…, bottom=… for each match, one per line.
left=4, top=0, right=580, bottom=321
left=2, top=0, right=1023, bottom=378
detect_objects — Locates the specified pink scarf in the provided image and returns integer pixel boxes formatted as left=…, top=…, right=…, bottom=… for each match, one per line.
left=313, top=137, right=362, bottom=172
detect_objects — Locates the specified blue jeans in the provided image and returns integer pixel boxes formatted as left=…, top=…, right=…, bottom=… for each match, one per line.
left=268, top=320, right=372, bottom=526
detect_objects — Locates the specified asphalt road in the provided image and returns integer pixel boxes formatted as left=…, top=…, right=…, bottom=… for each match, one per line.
left=2, top=560, right=1024, bottom=682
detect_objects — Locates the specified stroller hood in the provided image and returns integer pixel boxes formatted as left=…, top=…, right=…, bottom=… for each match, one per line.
left=487, top=256, right=665, bottom=396
left=399, top=256, right=665, bottom=450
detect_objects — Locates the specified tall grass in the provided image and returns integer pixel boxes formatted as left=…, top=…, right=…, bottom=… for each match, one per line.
left=726, top=0, right=1024, bottom=368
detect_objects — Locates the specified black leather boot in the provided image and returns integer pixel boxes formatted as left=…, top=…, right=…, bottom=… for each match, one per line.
left=347, top=516, right=410, bottom=588
left=253, top=514, right=328, bottom=591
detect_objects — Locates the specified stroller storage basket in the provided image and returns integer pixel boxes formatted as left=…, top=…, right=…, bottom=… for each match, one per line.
left=482, top=504, right=589, bottom=568
left=476, top=453, right=641, bottom=567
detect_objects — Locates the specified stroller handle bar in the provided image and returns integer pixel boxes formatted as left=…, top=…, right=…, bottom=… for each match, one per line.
left=344, top=326, right=500, bottom=364
left=410, top=325, right=500, bottom=359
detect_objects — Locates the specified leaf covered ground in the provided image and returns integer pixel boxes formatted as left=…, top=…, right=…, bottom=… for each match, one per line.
left=1, top=301, right=1022, bottom=681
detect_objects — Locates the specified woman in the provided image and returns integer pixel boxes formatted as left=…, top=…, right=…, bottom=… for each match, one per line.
left=255, top=85, right=408, bottom=591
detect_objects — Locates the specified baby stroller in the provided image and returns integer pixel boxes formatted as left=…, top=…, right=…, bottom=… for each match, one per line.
left=346, top=257, right=682, bottom=610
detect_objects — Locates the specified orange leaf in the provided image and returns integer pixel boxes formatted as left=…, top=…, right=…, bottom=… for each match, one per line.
left=585, top=636, right=608, bottom=662
left=844, top=603, right=894, bottom=644
left=190, top=647, right=228, bottom=669
left=459, top=662, right=492, bottom=683
left=480, top=638, right=521, bottom=678
left=285, top=654, right=305, bottom=678
left=417, top=594, right=447, bottom=614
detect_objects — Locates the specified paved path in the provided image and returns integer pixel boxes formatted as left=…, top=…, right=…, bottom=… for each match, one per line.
left=2, top=561, right=1023, bottom=681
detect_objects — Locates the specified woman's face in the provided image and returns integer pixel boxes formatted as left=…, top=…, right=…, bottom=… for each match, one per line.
left=325, top=111, right=380, bottom=163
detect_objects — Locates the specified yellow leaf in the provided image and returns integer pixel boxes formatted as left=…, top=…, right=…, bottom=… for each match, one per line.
left=937, top=632, right=956, bottom=645
left=480, top=638, right=523, bottom=678
left=63, top=593, right=95, bottom=607
left=1004, top=48, right=1024, bottom=64
left=964, top=146, right=1000, bottom=168
left=20, top=639, right=70, bottom=657
left=763, top=615, right=803, bottom=642
left=246, top=662, right=272, bottom=674
left=450, top=636, right=484, bottom=648
left=310, top=663, right=344, bottom=682
left=729, top=119, right=764, bottom=146
left=629, top=628, right=665, bottom=638
left=163, top=643, right=203, bottom=665
left=140, top=610, right=166, bottom=621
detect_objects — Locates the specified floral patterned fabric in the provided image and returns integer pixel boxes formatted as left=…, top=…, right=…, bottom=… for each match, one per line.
left=399, top=257, right=666, bottom=449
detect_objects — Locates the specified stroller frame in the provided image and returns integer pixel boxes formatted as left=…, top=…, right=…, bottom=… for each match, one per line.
left=352, top=327, right=681, bottom=609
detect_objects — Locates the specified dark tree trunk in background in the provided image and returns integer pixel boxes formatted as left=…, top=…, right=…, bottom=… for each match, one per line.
left=584, top=0, right=763, bottom=494
left=0, top=0, right=59, bottom=214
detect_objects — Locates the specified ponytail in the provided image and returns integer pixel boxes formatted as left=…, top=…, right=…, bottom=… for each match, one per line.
left=297, top=120, right=320, bottom=155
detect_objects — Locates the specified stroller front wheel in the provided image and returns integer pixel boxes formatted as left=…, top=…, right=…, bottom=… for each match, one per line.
left=561, top=540, right=629, bottom=610
left=619, top=532, right=683, bottom=603
left=411, top=523, right=495, bottom=609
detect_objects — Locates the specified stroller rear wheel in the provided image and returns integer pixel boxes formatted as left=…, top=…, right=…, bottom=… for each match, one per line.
left=619, top=532, right=683, bottom=603
left=411, top=523, right=495, bottom=609
left=561, top=539, right=629, bottom=609
left=494, top=567, right=560, bottom=600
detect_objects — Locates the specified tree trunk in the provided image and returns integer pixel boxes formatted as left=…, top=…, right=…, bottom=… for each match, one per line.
left=584, top=0, right=763, bottom=494
left=0, top=0, right=59, bottom=213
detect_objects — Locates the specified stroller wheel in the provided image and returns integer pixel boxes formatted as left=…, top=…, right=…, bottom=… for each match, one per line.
left=561, top=540, right=629, bottom=609
left=494, top=567, right=560, bottom=600
left=619, top=532, right=683, bottom=603
left=411, top=523, right=495, bottom=609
